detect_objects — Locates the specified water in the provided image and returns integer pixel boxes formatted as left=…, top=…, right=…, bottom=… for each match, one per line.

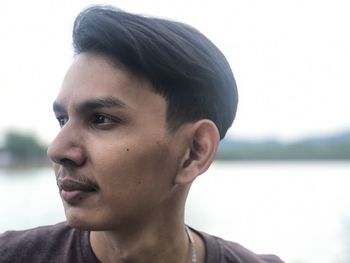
left=0, top=168, right=65, bottom=229
left=1, top=162, right=350, bottom=263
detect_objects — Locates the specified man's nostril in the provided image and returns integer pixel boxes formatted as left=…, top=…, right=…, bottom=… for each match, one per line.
left=60, top=158, right=77, bottom=167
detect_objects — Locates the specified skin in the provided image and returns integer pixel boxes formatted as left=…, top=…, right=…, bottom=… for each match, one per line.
left=47, top=53, right=217, bottom=263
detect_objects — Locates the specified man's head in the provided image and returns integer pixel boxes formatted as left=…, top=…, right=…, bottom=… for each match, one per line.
left=72, top=5, right=238, bottom=139
left=47, top=5, right=238, bottom=230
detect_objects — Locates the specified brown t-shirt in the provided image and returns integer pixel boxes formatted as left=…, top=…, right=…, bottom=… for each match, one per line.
left=0, top=222, right=283, bottom=263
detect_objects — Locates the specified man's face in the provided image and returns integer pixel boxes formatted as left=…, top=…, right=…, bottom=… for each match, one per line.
left=47, top=53, right=187, bottom=230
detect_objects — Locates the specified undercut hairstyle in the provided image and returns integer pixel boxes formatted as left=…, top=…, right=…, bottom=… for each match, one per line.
left=73, top=5, right=238, bottom=139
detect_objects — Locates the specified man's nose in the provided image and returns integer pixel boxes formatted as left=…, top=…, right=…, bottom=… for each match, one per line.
left=47, top=124, right=85, bottom=167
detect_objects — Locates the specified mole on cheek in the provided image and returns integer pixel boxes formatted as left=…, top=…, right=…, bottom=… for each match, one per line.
left=126, top=148, right=130, bottom=152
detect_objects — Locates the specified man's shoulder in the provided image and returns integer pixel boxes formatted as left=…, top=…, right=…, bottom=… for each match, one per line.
left=194, top=229, right=284, bottom=263
left=0, top=221, right=72, bottom=247
left=0, top=222, right=91, bottom=263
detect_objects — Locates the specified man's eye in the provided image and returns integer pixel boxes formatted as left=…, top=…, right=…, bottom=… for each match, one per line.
left=57, top=116, right=68, bottom=127
left=92, top=114, right=117, bottom=125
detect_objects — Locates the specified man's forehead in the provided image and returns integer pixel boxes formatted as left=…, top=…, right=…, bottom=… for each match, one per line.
left=55, top=59, right=134, bottom=107
left=61, top=54, right=156, bottom=96
left=67, top=53, right=145, bottom=85
left=53, top=94, right=127, bottom=110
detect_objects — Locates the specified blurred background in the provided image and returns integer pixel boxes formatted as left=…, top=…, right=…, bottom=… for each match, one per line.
left=0, top=1, right=349, bottom=262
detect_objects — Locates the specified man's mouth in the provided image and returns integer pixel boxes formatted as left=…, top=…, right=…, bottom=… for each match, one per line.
left=57, top=177, right=98, bottom=192
left=57, top=177, right=98, bottom=204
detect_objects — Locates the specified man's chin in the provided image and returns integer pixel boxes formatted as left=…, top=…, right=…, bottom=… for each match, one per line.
left=65, top=216, right=92, bottom=230
left=63, top=209, right=97, bottom=230
left=65, top=214, right=115, bottom=231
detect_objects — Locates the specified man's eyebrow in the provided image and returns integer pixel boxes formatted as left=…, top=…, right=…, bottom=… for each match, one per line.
left=79, top=96, right=127, bottom=112
left=52, top=96, right=127, bottom=113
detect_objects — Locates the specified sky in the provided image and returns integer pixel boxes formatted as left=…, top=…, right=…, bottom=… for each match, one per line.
left=0, top=0, right=349, bottom=144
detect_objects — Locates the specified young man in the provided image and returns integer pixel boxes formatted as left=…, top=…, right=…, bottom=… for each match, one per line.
left=0, top=5, right=283, bottom=263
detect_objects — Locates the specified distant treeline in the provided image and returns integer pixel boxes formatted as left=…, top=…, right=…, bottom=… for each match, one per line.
left=217, top=131, right=350, bottom=161
left=1, top=130, right=350, bottom=167
left=0, top=131, right=49, bottom=168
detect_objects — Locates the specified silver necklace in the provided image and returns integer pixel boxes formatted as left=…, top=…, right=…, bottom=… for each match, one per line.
left=185, top=226, right=197, bottom=263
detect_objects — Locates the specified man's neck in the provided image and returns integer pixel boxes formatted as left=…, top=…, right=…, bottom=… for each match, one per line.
left=88, top=186, right=205, bottom=263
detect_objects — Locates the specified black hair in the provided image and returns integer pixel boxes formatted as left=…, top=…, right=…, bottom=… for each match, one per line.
left=73, top=5, right=238, bottom=139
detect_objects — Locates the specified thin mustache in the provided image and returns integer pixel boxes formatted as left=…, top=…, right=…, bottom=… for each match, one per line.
left=56, top=167, right=99, bottom=190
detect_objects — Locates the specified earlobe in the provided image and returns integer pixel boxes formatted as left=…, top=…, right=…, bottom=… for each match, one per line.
left=175, top=120, right=220, bottom=185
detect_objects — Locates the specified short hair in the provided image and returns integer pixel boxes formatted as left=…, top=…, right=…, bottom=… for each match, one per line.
left=73, top=5, right=238, bottom=139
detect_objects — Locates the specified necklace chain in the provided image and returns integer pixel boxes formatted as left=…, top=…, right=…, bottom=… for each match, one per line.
left=185, top=226, right=197, bottom=263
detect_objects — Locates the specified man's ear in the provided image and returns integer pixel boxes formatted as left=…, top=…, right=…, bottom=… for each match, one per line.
left=175, top=119, right=220, bottom=185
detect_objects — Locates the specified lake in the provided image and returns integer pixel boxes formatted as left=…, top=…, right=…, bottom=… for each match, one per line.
left=1, top=161, right=349, bottom=263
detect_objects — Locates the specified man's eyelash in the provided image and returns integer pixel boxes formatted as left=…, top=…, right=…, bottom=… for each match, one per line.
left=92, top=114, right=114, bottom=123
left=90, top=113, right=124, bottom=126
left=56, top=116, right=68, bottom=127
left=55, top=113, right=123, bottom=129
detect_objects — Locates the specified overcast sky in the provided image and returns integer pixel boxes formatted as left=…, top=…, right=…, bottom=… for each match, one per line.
left=1, top=0, right=349, bottom=143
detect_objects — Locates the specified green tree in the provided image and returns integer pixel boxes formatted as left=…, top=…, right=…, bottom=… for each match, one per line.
left=2, top=131, right=47, bottom=160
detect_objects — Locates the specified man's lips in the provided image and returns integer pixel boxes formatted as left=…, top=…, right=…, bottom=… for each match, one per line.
left=57, top=177, right=98, bottom=204
left=57, top=177, right=98, bottom=192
